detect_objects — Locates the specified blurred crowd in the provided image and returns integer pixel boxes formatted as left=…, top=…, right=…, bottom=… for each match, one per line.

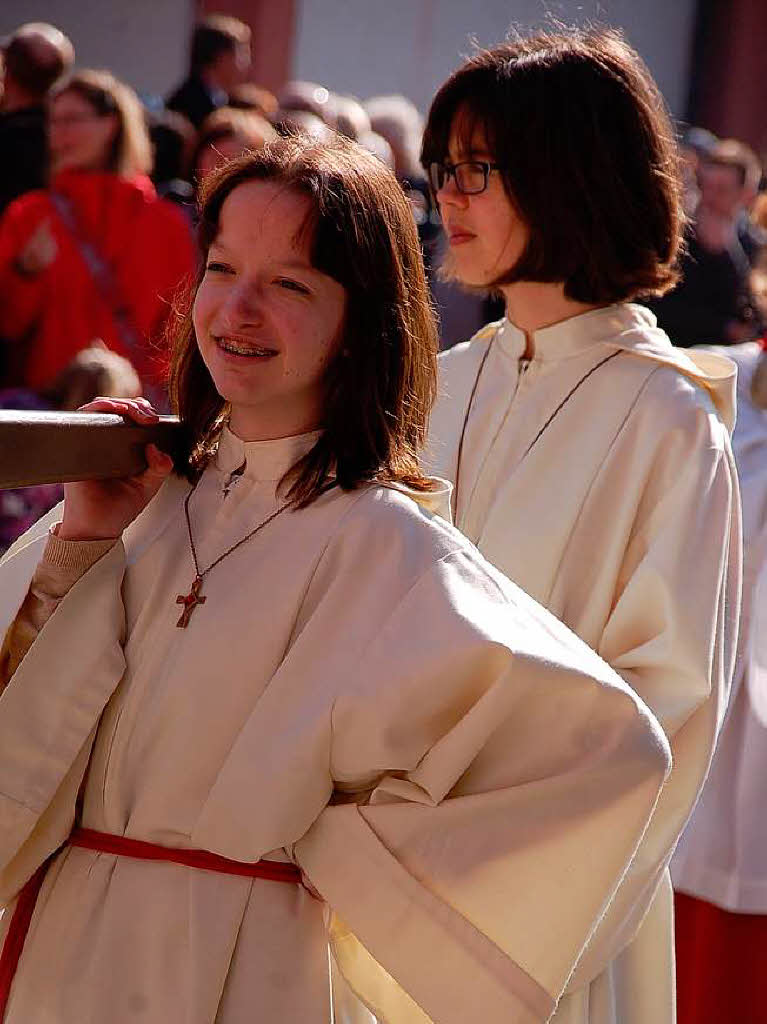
left=1, top=12, right=767, bottom=553
left=648, top=127, right=767, bottom=349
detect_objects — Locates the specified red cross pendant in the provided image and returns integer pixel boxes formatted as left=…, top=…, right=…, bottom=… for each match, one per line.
left=176, top=575, right=207, bottom=628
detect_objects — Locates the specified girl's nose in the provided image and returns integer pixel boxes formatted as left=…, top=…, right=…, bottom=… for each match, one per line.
left=437, top=175, right=468, bottom=208
left=222, top=282, right=263, bottom=326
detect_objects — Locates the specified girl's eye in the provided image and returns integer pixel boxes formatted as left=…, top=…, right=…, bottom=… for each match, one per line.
left=277, top=278, right=310, bottom=295
left=206, top=261, right=233, bottom=274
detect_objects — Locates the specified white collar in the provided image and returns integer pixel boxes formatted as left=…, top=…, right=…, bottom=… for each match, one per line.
left=214, top=425, right=322, bottom=482
left=495, top=302, right=671, bottom=362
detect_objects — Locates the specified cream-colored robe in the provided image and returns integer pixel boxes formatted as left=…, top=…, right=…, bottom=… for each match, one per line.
left=673, top=342, right=767, bottom=912
left=426, top=303, right=741, bottom=1024
left=0, top=428, right=670, bottom=1023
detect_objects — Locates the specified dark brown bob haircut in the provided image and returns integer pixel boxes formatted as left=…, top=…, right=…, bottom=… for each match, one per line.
left=168, top=134, right=439, bottom=507
left=421, top=27, right=684, bottom=303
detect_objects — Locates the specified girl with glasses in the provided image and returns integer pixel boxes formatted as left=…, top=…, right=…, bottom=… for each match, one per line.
left=0, top=70, right=196, bottom=400
left=0, top=135, right=669, bottom=1023
left=423, top=27, right=740, bottom=1024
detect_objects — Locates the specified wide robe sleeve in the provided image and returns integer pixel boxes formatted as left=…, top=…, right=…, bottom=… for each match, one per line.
left=295, top=547, right=671, bottom=1024
left=561, top=369, right=741, bottom=989
left=0, top=522, right=127, bottom=906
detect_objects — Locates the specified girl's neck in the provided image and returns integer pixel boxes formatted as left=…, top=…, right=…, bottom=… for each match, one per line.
left=501, top=281, right=607, bottom=359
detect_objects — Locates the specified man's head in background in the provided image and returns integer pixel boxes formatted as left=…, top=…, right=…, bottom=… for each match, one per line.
left=1, top=22, right=74, bottom=111
left=189, top=14, right=251, bottom=94
left=700, top=140, right=763, bottom=220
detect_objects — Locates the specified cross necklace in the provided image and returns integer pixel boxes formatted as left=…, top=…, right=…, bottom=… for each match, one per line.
left=175, top=474, right=292, bottom=628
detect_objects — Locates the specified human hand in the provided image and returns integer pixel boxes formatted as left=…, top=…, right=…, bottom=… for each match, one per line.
left=59, top=398, right=174, bottom=541
left=16, top=218, right=57, bottom=274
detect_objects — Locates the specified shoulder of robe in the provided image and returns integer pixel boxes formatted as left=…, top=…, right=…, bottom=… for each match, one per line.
left=614, top=332, right=736, bottom=431
left=696, top=341, right=759, bottom=393
left=626, top=361, right=730, bottom=450
left=323, top=483, right=469, bottom=578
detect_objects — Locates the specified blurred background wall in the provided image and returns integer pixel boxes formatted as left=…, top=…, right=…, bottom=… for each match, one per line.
left=292, top=0, right=697, bottom=119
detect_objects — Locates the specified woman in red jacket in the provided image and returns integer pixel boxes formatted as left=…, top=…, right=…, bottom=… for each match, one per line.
left=0, top=70, right=197, bottom=399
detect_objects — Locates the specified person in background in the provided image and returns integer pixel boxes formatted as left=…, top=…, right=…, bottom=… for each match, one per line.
left=332, top=94, right=369, bottom=142
left=357, top=129, right=395, bottom=169
left=422, top=27, right=739, bottom=1024
left=671, top=331, right=767, bottom=1024
left=0, top=23, right=74, bottom=214
left=325, top=94, right=393, bottom=169
left=363, top=94, right=433, bottom=234
left=226, top=82, right=278, bottom=120
left=0, top=69, right=197, bottom=400
left=277, top=80, right=337, bottom=128
left=364, top=94, right=422, bottom=182
left=191, top=106, right=277, bottom=184
left=166, top=14, right=251, bottom=129
left=678, top=124, right=718, bottom=217
left=0, top=342, right=141, bottom=555
left=365, top=93, right=486, bottom=349
left=648, top=139, right=764, bottom=346
left=148, top=107, right=196, bottom=212
left=712, top=139, right=766, bottom=266
left=273, top=108, right=335, bottom=143
left=751, top=191, right=767, bottom=264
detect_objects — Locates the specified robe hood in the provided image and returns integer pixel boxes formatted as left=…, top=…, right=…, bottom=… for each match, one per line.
left=605, top=304, right=737, bottom=433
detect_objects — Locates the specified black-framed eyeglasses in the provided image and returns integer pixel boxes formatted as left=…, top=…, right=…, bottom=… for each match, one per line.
left=428, top=160, right=502, bottom=195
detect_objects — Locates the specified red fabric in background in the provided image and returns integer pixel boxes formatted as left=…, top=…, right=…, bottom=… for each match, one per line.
left=0, top=170, right=197, bottom=393
left=675, top=890, right=767, bottom=1023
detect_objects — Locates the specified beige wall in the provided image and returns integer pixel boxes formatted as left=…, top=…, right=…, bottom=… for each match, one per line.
left=292, top=0, right=697, bottom=117
left=1, top=0, right=192, bottom=102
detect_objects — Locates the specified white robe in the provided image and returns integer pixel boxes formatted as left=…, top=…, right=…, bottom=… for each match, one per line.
left=426, top=303, right=740, bottom=1024
left=0, top=428, right=670, bottom=1023
left=672, top=342, right=767, bottom=912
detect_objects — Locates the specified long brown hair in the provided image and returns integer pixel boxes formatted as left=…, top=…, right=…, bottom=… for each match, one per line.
left=168, top=134, right=439, bottom=506
left=422, top=28, right=684, bottom=303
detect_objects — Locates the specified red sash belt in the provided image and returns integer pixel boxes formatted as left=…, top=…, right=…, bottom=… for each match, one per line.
left=0, top=827, right=302, bottom=1019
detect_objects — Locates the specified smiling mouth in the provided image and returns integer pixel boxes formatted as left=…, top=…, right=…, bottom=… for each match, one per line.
left=215, top=337, right=278, bottom=358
